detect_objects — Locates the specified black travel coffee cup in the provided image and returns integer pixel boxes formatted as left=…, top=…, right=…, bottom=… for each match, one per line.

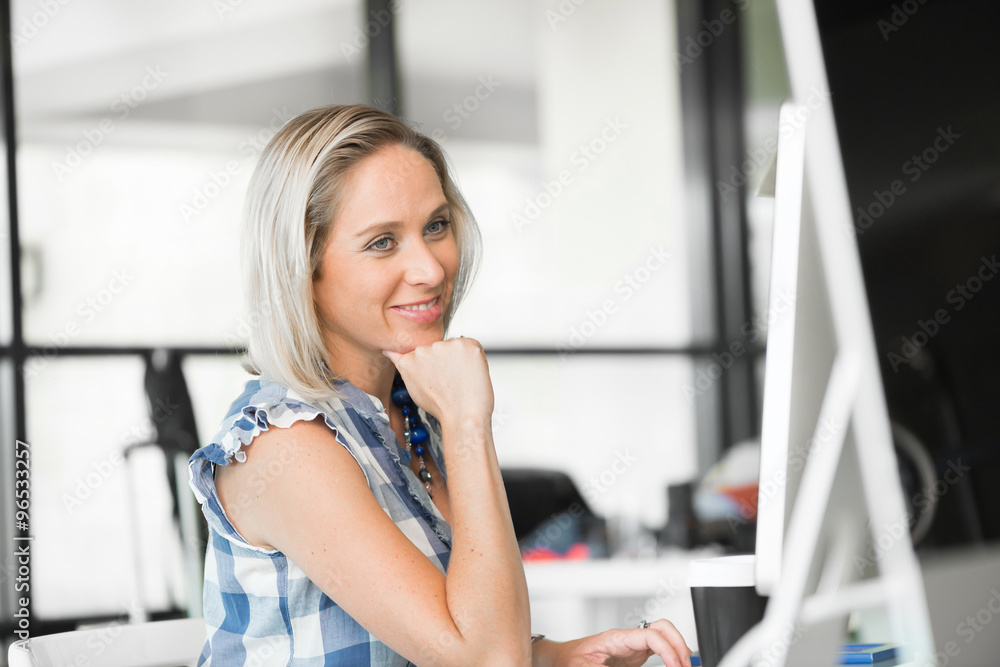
left=689, top=555, right=768, bottom=667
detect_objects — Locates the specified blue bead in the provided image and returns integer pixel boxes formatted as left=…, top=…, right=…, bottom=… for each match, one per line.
left=391, top=387, right=410, bottom=406
left=414, top=446, right=425, bottom=456
left=401, top=406, right=411, bottom=417
left=410, top=425, right=428, bottom=445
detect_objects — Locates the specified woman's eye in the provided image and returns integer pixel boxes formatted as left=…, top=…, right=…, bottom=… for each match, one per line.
left=369, top=237, right=392, bottom=251
left=426, top=219, right=450, bottom=234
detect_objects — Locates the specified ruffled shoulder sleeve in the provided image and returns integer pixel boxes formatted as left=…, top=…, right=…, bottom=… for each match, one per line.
left=187, top=377, right=371, bottom=552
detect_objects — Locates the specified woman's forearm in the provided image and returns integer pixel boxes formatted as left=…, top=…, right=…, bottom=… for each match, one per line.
left=531, top=638, right=567, bottom=667
left=440, top=415, right=532, bottom=664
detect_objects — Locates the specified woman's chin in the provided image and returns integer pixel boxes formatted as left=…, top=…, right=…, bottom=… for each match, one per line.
left=391, top=330, right=445, bottom=354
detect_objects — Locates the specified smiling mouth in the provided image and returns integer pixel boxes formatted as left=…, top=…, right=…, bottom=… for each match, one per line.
left=391, top=296, right=444, bottom=324
left=398, top=297, right=439, bottom=311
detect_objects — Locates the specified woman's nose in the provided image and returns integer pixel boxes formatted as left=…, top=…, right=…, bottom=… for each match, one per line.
left=402, top=239, right=446, bottom=286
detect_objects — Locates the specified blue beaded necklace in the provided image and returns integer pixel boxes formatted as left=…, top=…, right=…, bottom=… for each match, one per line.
left=391, top=375, right=433, bottom=497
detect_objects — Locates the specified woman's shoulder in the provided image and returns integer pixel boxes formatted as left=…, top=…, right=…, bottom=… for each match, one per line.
left=191, top=376, right=336, bottom=467
left=187, top=375, right=381, bottom=549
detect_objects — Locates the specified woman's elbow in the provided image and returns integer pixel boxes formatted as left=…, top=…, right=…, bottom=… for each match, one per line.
left=426, top=638, right=531, bottom=667
left=469, top=639, right=533, bottom=667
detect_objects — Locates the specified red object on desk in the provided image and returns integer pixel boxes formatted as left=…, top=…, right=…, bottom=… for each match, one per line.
left=722, top=483, right=759, bottom=521
left=521, top=543, right=592, bottom=561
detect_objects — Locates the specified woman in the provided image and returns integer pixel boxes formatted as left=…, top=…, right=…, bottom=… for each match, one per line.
left=188, top=104, right=692, bottom=666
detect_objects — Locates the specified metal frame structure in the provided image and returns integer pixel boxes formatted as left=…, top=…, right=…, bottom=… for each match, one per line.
left=676, top=0, right=761, bottom=468
left=2, top=0, right=29, bottom=640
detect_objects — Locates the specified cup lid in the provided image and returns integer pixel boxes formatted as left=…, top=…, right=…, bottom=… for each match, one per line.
left=688, top=554, right=756, bottom=587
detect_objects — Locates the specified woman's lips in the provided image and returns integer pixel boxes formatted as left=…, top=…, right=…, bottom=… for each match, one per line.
left=390, top=297, right=443, bottom=323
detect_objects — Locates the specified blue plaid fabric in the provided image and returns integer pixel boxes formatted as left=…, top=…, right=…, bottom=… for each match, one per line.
left=188, top=375, right=452, bottom=666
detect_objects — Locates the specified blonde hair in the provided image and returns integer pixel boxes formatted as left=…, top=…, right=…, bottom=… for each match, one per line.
left=240, top=104, right=481, bottom=401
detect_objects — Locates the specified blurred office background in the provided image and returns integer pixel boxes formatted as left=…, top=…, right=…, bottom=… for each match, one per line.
left=1, top=0, right=997, bottom=646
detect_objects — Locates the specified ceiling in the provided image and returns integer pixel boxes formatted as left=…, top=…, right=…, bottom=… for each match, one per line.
left=12, top=0, right=540, bottom=142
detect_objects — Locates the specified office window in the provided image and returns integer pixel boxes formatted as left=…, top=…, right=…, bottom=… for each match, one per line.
left=6, top=0, right=708, bottom=623
left=25, top=357, right=183, bottom=617
left=401, top=0, right=699, bottom=529
left=13, top=0, right=368, bottom=621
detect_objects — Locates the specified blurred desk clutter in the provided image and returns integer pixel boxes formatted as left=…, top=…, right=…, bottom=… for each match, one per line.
left=506, top=443, right=761, bottom=564
left=505, top=462, right=764, bottom=658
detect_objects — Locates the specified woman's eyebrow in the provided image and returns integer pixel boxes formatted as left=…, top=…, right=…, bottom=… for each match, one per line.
left=351, top=203, right=451, bottom=240
left=352, top=220, right=400, bottom=241
left=428, top=202, right=451, bottom=218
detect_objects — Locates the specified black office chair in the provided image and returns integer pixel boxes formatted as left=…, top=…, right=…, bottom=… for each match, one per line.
left=501, top=468, right=607, bottom=556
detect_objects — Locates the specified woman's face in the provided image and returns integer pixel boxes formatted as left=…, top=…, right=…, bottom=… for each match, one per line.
left=314, top=144, right=460, bottom=371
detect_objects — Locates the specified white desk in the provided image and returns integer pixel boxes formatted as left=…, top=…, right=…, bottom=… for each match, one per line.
left=524, top=548, right=720, bottom=659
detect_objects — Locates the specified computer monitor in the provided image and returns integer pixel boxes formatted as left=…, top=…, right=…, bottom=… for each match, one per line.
left=753, top=100, right=835, bottom=600
left=722, top=1, right=936, bottom=665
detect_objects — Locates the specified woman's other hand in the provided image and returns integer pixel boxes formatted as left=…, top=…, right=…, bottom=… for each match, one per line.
left=383, top=337, right=494, bottom=428
left=552, top=620, right=692, bottom=667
